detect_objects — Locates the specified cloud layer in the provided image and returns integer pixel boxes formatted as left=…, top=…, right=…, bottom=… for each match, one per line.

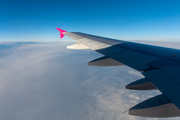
left=0, top=41, right=179, bottom=120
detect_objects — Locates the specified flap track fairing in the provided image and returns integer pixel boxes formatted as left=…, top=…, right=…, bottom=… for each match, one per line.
left=126, top=78, right=157, bottom=90
left=129, top=94, right=180, bottom=118
left=88, top=56, right=124, bottom=66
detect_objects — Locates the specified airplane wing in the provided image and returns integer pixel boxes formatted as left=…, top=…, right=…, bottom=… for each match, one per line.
left=57, top=28, right=180, bottom=118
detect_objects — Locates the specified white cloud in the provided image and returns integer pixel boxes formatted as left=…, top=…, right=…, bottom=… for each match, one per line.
left=0, top=41, right=178, bottom=120
left=128, top=70, right=144, bottom=78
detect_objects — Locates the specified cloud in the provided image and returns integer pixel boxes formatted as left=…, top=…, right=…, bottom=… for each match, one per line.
left=0, top=42, right=179, bottom=120
left=128, top=70, right=144, bottom=78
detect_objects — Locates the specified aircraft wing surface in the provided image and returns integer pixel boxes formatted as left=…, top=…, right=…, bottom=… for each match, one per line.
left=57, top=28, right=180, bottom=118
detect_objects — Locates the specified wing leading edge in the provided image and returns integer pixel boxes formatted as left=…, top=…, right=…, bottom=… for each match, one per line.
left=57, top=28, right=180, bottom=118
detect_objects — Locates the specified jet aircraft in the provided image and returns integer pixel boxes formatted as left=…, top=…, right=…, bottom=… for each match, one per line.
left=57, top=28, right=180, bottom=118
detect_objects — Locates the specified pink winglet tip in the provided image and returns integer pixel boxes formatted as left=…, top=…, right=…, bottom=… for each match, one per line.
left=56, top=28, right=67, bottom=38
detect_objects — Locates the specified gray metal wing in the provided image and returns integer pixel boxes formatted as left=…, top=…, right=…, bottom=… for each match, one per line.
left=57, top=28, right=180, bottom=118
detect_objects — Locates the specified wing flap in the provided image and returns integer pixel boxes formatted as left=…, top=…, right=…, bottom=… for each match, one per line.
left=110, top=54, right=152, bottom=71
left=96, top=46, right=126, bottom=56
left=148, top=58, right=179, bottom=68
left=143, top=69, right=180, bottom=110
left=160, top=65, right=180, bottom=81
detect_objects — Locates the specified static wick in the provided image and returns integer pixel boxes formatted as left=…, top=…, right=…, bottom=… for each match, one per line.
left=123, top=110, right=129, bottom=114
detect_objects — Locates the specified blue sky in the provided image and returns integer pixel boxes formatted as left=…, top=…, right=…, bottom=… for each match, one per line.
left=1, top=0, right=180, bottom=41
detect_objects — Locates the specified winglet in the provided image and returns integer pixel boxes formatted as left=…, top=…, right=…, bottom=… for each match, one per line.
left=56, top=28, right=67, bottom=38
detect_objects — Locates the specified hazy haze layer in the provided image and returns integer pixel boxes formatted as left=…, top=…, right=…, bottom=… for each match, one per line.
left=0, top=41, right=179, bottom=120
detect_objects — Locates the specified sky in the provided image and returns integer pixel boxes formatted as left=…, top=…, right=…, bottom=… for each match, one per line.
left=1, top=0, right=180, bottom=120
left=0, top=41, right=180, bottom=120
left=1, top=0, right=180, bottom=41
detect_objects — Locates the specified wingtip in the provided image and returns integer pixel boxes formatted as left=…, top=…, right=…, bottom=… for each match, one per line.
left=56, top=28, right=67, bottom=38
